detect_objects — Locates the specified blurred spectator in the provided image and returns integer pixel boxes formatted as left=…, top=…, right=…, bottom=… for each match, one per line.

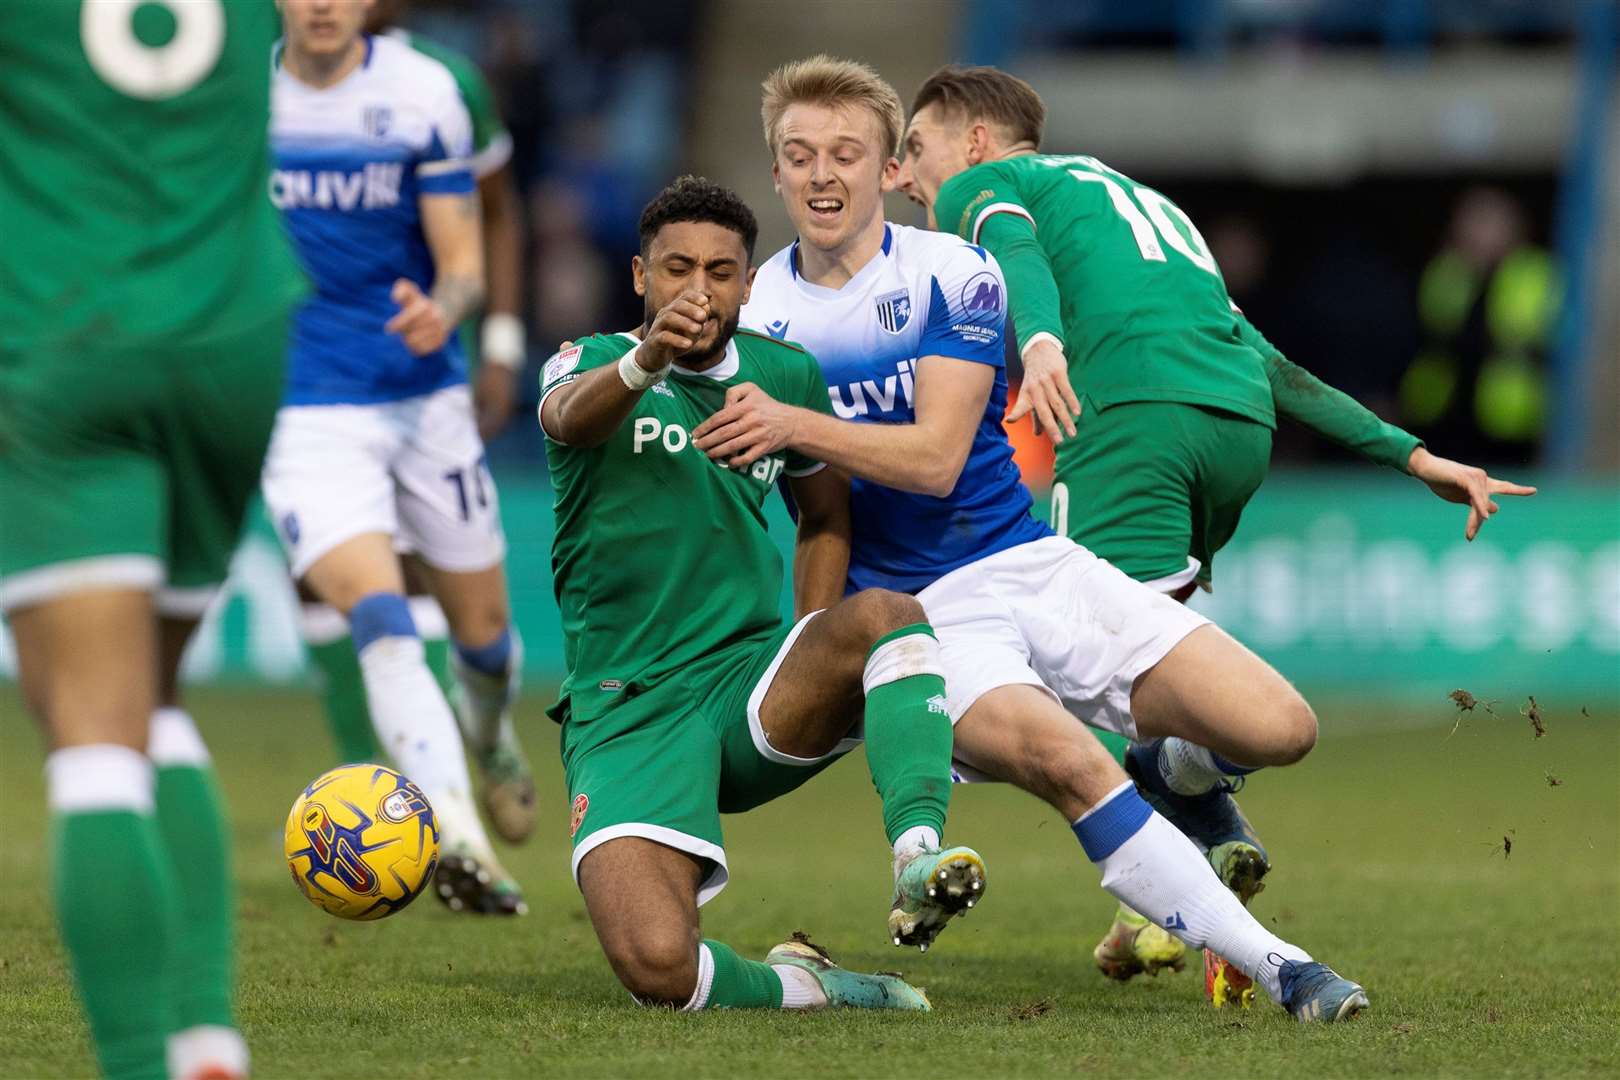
left=1399, top=187, right=1559, bottom=466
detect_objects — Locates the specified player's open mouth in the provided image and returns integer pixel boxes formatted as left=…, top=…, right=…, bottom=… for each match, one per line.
left=807, top=198, right=844, bottom=221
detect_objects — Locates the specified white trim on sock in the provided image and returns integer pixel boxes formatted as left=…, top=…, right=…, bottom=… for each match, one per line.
left=47, top=745, right=153, bottom=814
left=862, top=630, right=943, bottom=695
left=299, top=602, right=349, bottom=646
left=892, top=824, right=941, bottom=873
left=773, top=963, right=829, bottom=1009
left=408, top=595, right=449, bottom=640
left=167, top=1025, right=249, bottom=1080
left=149, top=707, right=211, bottom=767
left=681, top=943, right=717, bottom=1011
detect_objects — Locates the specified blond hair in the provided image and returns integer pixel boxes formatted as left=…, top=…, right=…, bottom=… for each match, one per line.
left=760, top=54, right=904, bottom=159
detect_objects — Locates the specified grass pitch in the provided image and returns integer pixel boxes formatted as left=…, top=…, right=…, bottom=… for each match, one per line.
left=1, top=686, right=1616, bottom=1078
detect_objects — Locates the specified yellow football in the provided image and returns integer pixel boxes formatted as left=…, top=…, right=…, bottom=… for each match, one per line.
left=284, top=763, right=440, bottom=920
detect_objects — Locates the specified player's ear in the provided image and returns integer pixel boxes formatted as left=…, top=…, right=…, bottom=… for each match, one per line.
left=631, top=254, right=646, bottom=297
left=879, top=157, right=899, bottom=193
left=966, top=122, right=991, bottom=165
left=742, top=265, right=757, bottom=305
left=771, top=160, right=783, bottom=196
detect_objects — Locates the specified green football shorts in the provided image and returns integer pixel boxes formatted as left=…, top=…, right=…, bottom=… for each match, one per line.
left=1051, top=397, right=1272, bottom=590
left=0, top=312, right=288, bottom=615
left=561, top=612, right=858, bottom=906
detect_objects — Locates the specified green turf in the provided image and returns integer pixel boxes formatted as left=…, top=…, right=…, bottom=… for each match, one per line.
left=1, top=686, right=1615, bottom=1078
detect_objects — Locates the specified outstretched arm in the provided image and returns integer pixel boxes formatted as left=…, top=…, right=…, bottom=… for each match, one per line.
left=976, top=211, right=1081, bottom=441
left=786, top=466, right=852, bottom=617
left=1240, top=313, right=1536, bottom=538
left=540, top=291, right=708, bottom=448
left=691, top=356, right=993, bottom=498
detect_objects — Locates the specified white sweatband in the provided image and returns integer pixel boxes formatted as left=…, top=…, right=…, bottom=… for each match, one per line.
left=1020, top=331, right=1064, bottom=359
left=619, top=347, right=671, bottom=391
left=481, top=312, right=526, bottom=370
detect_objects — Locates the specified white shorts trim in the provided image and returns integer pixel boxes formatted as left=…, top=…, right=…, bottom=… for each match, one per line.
left=1140, top=557, right=1201, bottom=594
left=571, top=822, right=731, bottom=908
left=745, top=610, right=864, bottom=766
left=155, top=585, right=219, bottom=620
left=0, top=555, right=164, bottom=613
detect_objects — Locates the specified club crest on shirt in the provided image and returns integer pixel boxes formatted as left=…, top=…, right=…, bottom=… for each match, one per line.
left=874, top=289, right=912, bottom=334
left=362, top=105, right=393, bottom=139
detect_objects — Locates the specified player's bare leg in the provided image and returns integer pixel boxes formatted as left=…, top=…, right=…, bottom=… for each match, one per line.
left=12, top=590, right=182, bottom=1079
left=415, top=557, right=536, bottom=844
left=303, top=533, right=524, bottom=914
left=952, top=683, right=1365, bottom=1020
left=760, top=589, right=985, bottom=952
left=578, top=837, right=927, bottom=1011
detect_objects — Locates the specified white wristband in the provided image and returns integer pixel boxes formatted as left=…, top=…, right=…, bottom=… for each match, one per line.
left=481, top=312, right=526, bottom=370
left=1020, top=331, right=1064, bottom=360
left=618, top=347, right=670, bottom=391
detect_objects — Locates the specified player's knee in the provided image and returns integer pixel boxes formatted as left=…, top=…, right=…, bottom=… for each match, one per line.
left=846, top=588, right=928, bottom=642
left=606, top=931, right=700, bottom=1006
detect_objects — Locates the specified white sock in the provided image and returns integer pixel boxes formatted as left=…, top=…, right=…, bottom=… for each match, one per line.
left=680, top=944, right=718, bottom=1011
left=891, top=824, right=941, bottom=877
left=1158, top=737, right=1226, bottom=795
left=773, top=964, right=829, bottom=1009
left=167, top=1025, right=248, bottom=1080
left=149, top=707, right=211, bottom=768
left=450, top=635, right=521, bottom=753
left=357, top=635, right=493, bottom=859
left=1077, top=782, right=1309, bottom=1002
left=47, top=744, right=153, bottom=813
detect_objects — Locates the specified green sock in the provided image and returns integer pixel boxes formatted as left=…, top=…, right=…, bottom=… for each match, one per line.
left=51, top=803, right=177, bottom=1080
left=309, top=630, right=456, bottom=764
left=861, top=624, right=953, bottom=844
left=1086, top=725, right=1132, bottom=768
left=702, top=940, right=784, bottom=1008
left=153, top=757, right=234, bottom=1030
left=309, top=635, right=381, bottom=762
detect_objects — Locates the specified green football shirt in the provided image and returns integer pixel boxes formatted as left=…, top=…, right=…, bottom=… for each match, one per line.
left=0, top=0, right=304, bottom=352
left=542, top=329, right=834, bottom=723
left=934, top=154, right=1275, bottom=427
left=385, top=29, right=512, bottom=180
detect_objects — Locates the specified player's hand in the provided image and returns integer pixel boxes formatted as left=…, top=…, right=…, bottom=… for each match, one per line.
left=1407, top=446, right=1537, bottom=541
left=1009, top=338, right=1081, bottom=442
left=693, top=382, right=800, bottom=470
left=638, top=291, right=712, bottom=370
left=473, top=363, right=519, bottom=440
left=385, top=279, right=452, bottom=356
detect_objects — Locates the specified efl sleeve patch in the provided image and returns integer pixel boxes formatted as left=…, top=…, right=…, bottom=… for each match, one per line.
left=543, top=346, right=584, bottom=389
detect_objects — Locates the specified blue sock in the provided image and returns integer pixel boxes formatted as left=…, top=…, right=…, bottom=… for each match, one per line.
left=455, top=628, right=512, bottom=678
left=1210, top=752, right=1258, bottom=777
left=349, top=593, right=416, bottom=653
left=1071, top=782, right=1153, bottom=862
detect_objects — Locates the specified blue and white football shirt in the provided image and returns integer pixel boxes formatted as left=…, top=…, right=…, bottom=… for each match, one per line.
left=271, top=34, right=476, bottom=405
left=743, top=223, right=1051, bottom=594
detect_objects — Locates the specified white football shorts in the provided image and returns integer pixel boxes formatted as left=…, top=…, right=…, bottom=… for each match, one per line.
left=918, top=535, right=1208, bottom=753
left=261, top=385, right=506, bottom=578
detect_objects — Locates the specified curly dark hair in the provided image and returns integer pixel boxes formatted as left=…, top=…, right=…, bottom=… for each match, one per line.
left=637, top=175, right=759, bottom=263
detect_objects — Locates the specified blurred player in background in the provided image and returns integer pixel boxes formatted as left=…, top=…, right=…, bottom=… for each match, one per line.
left=541, top=177, right=983, bottom=1011
left=293, top=0, right=536, bottom=849
left=697, top=55, right=1367, bottom=1021
left=265, top=0, right=526, bottom=915
left=0, top=3, right=303, bottom=1076
left=897, top=63, right=1535, bottom=998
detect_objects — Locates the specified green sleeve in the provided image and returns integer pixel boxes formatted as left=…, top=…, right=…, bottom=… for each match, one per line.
left=976, top=210, right=1066, bottom=353
left=539, top=336, right=623, bottom=425
left=1239, top=314, right=1422, bottom=471
left=784, top=348, right=834, bottom=476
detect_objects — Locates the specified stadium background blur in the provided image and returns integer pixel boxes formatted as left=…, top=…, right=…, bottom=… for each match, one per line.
left=1, top=0, right=1614, bottom=704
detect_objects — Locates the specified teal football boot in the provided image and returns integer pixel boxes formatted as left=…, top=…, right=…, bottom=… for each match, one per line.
left=889, top=845, right=987, bottom=952
left=766, top=937, right=931, bottom=1011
